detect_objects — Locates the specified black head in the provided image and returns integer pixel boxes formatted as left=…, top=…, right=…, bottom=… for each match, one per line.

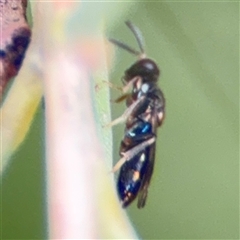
left=125, top=58, right=160, bottom=83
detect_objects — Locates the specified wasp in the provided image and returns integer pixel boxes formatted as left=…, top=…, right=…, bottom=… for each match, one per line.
left=107, top=21, right=165, bottom=208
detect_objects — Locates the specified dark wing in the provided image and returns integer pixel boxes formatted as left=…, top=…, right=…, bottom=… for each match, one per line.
left=137, top=109, right=159, bottom=208
left=137, top=142, right=156, bottom=208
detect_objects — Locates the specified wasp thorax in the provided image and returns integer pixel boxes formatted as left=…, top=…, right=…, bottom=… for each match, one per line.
left=125, top=58, right=160, bottom=83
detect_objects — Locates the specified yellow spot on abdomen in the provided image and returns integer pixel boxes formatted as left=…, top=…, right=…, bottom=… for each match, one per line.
left=133, top=171, right=140, bottom=182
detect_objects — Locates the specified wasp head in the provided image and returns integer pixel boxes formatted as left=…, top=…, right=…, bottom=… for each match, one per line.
left=125, top=58, right=160, bottom=83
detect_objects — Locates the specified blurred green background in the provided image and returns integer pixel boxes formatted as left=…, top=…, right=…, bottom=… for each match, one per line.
left=2, top=2, right=239, bottom=239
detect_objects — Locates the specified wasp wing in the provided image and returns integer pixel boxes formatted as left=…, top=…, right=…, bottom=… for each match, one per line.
left=137, top=110, right=159, bottom=208
left=137, top=142, right=156, bottom=208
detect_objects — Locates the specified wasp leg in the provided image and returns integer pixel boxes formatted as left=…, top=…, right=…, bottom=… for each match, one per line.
left=114, top=93, right=131, bottom=103
left=103, top=77, right=140, bottom=103
left=121, top=76, right=141, bottom=93
left=103, top=81, right=123, bottom=92
left=111, top=136, right=156, bottom=173
left=104, top=96, right=145, bottom=128
left=103, top=76, right=140, bottom=93
left=102, top=81, right=131, bottom=103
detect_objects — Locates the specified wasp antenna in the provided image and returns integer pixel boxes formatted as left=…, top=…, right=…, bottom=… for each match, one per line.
left=125, top=21, right=145, bottom=54
left=109, top=38, right=141, bottom=56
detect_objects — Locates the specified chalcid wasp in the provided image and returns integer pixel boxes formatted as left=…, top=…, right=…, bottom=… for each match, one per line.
left=107, top=21, right=165, bottom=208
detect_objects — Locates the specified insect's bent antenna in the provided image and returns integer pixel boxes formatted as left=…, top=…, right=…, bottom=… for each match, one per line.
left=125, top=20, right=145, bottom=54
left=109, top=20, right=145, bottom=57
left=108, top=38, right=141, bottom=56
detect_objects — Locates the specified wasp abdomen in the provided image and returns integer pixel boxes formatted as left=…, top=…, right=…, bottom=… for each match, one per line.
left=117, top=150, right=150, bottom=208
left=117, top=120, right=154, bottom=207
